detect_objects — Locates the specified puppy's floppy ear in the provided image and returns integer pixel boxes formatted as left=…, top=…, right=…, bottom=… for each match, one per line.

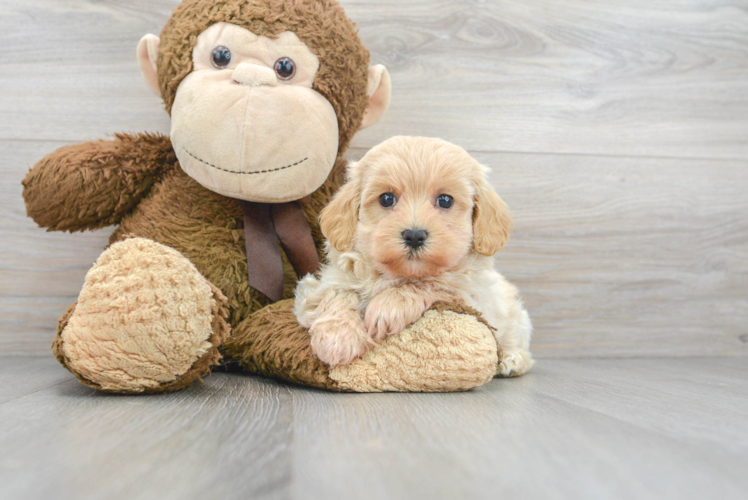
left=320, top=162, right=362, bottom=252
left=472, top=176, right=513, bottom=256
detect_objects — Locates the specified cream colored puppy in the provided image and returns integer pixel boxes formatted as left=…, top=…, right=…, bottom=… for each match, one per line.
left=294, top=136, right=533, bottom=376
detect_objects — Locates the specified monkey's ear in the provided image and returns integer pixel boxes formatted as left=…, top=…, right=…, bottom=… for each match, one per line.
left=137, top=34, right=161, bottom=97
left=319, top=163, right=363, bottom=252
left=472, top=177, right=513, bottom=256
left=360, top=65, right=391, bottom=129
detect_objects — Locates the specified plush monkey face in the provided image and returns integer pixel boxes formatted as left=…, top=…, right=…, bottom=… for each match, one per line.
left=137, top=0, right=390, bottom=204
left=172, top=23, right=339, bottom=203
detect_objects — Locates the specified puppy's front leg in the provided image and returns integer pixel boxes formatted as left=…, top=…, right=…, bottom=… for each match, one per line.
left=309, top=292, right=369, bottom=366
left=365, top=285, right=448, bottom=341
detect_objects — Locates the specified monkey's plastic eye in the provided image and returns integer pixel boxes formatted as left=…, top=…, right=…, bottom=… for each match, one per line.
left=274, top=57, right=296, bottom=80
left=436, top=194, right=454, bottom=209
left=379, top=192, right=397, bottom=208
left=211, top=46, right=232, bottom=69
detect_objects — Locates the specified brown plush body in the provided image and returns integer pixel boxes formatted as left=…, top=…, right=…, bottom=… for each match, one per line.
left=28, top=136, right=349, bottom=391
left=22, top=0, right=501, bottom=393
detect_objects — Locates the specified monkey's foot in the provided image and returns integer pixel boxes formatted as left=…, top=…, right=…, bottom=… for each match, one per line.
left=226, top=301, right=500, bottom=392
left=53, top=237, right=230, bottom=393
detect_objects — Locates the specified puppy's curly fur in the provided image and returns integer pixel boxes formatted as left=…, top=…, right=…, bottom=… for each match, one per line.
left=294, top=136, right=533, bottom=376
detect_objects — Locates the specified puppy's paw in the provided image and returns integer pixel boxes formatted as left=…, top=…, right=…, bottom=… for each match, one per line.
left=330, top=306, right=499, bottom=392
left=293, top=274, right=322, bottom=329
left=497, top=349, right=535, bottom=377
left=310, top=315, right=368, bottom=366
left=364, top=293, right=427, bottom=341
left=364, top=310, right=407, bottom=341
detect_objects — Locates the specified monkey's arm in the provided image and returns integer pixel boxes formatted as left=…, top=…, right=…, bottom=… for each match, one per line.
left=22, top=133, right=176, bottom=232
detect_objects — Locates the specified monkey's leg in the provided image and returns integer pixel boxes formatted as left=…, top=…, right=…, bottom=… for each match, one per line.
left=53, top=238, right=230, bottom=393
left=223, top=300, right=500, bottom=392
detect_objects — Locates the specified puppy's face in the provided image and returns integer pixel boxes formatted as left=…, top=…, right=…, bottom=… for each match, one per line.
left=320, top=136, right=513, bottom=279
left=357, top=148, right=474, bottom=279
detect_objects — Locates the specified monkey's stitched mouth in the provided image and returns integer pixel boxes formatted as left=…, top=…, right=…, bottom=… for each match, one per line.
left=183, top=148, right=308, bottom=175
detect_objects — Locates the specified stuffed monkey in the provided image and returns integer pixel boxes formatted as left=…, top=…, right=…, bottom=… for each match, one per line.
left=22, top=0, right=501, bottom=393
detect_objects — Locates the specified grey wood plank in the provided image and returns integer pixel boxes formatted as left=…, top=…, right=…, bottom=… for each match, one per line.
left=0, top=1, right=746, bottom=159
left=290, top=360, right=748, bottom=500
left=0, top=366, right=294, bottom=500
left=2, top=356, right=746, bottom=500
left=0, top=0, right=174, bottom=141
left=526, top=358, right=748, bottom=453
left=0, top=140, right=112, bottom=354
left=352, top=0, right=748, bottom=159
left=0, top=355, right=70, bottom=404
left=4, top=142, right=747, bottom=357
left=479, top=150, right=748, bottom=359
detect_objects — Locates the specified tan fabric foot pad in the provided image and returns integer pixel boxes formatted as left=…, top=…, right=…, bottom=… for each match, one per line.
left=227, top=300, right=499, bottom=393
left=53, top=237, right=230, bottom=393
left=331, top=304, right=500, bottom=392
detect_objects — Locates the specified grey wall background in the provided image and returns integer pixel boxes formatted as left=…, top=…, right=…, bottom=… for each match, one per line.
left=1, top=0, right=746, bottom=357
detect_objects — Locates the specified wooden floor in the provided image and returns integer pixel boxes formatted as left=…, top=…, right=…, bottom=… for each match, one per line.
left=1, top=356, right=746, bottom=500
left=1, top=1, right=747, bottom=499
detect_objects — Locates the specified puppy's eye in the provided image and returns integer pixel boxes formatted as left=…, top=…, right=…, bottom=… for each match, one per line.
left=211, top=46, right=232, bottom=69
left=379, top=192, right=397, bottom=208
left=274, top=57, right=296, bottom=80
left=436, top=194, right=454, bottom=209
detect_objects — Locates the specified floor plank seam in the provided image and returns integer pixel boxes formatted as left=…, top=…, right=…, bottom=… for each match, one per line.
left=3, top=137, right=747, bottom=163
left=0, top=379, right=73, bottom=407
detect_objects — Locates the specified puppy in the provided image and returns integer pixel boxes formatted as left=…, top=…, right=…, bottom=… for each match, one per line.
left=294, top=136, right=533, bottom=376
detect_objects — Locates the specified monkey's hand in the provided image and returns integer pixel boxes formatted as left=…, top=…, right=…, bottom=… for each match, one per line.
left=364, top=286, right=438, bottom=341
left=22, top=133, right=176, bottom=232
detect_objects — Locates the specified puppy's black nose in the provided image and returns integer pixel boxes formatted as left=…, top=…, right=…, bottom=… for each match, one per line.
left=402, top=229, right=428, bottom=249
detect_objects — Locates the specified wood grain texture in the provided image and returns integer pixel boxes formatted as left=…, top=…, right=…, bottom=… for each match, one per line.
left=1, top=0, right=747, bottom=357
left=1, top=356, right=746, bottom=500
left=351, top=0, right=748, bottom=159
left=4, top=142, right=747, bottom=357
left=0, top=356, right=71, bottom=405
left=481, top=151, right=748, bottom=358
left=1, top=140, right=111, bottom=354
left=3, top=2, right=747, bottom=499
left=1, top=0, right=746, bottom=158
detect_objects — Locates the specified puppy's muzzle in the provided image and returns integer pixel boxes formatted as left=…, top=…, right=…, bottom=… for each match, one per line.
left=402, top=228, right=428, bottom=250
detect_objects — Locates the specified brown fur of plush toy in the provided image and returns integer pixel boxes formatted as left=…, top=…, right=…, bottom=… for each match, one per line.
left=25, top=0, right=368, bottom=332
left=222, top=300, right=501, bottom=392
left=23, top=133, right=177, bottom=232
left=23, top=0, right=501, bottom=393
left=158, top=0, right=370, bottom=152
